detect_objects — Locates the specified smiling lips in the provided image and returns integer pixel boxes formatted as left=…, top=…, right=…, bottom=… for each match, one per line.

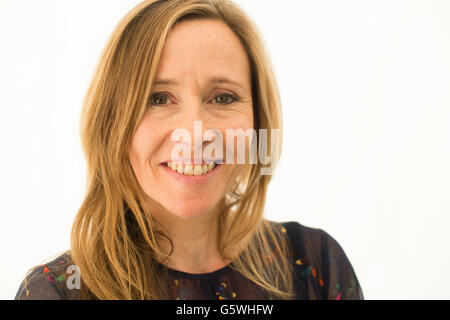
left=165, top=161, right=217, bottom=176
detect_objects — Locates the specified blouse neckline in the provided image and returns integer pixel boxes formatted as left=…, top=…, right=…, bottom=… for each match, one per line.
left=159, top=261, right=234, bottom=280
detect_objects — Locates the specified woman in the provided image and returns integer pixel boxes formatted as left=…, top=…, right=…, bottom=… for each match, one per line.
left=15, top=0, right=363, bottom=300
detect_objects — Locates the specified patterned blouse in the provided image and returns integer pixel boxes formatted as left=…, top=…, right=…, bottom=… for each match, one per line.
left=14, top=221, right=364, bottom=300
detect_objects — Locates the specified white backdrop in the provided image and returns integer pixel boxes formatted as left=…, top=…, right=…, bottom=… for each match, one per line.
left=1, top=0, right=449, bottom=299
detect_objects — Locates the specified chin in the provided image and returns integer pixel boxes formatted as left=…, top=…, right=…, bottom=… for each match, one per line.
left=164, top=200, right=221, bottom=220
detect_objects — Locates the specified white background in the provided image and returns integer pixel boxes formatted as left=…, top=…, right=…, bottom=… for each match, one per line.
left=1, top=0, right=449, bottom=299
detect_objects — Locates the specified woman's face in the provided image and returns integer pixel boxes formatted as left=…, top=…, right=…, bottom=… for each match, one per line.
left=129, top=19, right=254, bottom=219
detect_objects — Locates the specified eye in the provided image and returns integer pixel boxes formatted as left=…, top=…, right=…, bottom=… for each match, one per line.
left=148, top=92, right=170, bottom=106
left=213, top=93, right=240, bottom=105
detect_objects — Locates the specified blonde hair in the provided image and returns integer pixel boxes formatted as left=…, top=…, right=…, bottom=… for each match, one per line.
left=70, top=0, right=295, bottom=300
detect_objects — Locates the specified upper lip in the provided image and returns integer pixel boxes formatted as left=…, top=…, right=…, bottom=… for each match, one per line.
left=160, top=158, right=222, bottom=165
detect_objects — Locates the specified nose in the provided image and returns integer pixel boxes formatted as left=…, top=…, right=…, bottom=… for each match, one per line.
left=172, top=95, right=217, bottom=161
left=178, top=96, right=204, bottom=135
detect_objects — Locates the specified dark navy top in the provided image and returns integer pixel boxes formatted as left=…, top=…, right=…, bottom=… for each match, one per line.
left=14, top=221, right=364, bottom=300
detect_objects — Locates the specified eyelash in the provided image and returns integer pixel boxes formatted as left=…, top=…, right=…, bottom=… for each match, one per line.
left=148, top=92, right=240, bottom=107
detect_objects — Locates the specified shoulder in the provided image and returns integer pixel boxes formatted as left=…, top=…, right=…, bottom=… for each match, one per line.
left=272, top=220, right=364, bottom=300
left=15, top=251, right=80, bottom=300
left=264, top=220, right=331, bottom=269
left=270, top=220, right=332, bottom=254
left=279, top=220, right=324, bottom=241
left=279, top=221, right=352, bottom=270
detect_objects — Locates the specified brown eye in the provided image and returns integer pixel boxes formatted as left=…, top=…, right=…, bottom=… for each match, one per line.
left=149, top=93, right=169, bottom=106
left=214, top=93, right=239, bottom=105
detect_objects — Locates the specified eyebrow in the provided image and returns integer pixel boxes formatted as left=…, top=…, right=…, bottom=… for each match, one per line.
left=153, top=77, right=246, bottom=90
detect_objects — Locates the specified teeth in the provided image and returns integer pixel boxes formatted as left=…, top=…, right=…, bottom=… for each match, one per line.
left=166, top=162, right=217, bottom=176
left=193, top=165, right=203, bottom=176
left=184, top=164, right=193, bottom=175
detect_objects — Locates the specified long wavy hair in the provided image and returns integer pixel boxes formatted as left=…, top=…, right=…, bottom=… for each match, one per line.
left=70, top=0, right=295, bottom=300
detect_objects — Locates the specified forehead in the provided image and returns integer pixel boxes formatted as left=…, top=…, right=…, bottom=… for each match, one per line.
left=156, top=19, right=250, bottom=81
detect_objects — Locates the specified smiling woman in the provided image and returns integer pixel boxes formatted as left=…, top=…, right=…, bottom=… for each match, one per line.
left=14, top=0, right=363, bottom=300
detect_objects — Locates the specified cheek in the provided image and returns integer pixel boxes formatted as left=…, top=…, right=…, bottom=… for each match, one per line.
left=221, top=110, right=254, bottom=149
left=130, top=131, right=149, bottom=167
left=129, top=120, right=160, bottom=171
left=128, top=138, right=147, bottom=187
left=218, top=106, right=254, bottom=131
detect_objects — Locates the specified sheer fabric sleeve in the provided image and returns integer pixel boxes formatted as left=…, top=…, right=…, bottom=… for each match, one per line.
left=14, top=269, right=62, bottom=300
left=317, top=228, right=364, bottom=300
left=283, top=221, right=364, bottom=300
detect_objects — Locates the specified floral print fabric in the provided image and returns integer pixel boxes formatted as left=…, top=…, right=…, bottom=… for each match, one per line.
left=14, top=221, right=363, bottom=300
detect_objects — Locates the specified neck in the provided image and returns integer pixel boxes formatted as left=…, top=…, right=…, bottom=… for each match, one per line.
left=148, top=198, right=232, bottom=274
